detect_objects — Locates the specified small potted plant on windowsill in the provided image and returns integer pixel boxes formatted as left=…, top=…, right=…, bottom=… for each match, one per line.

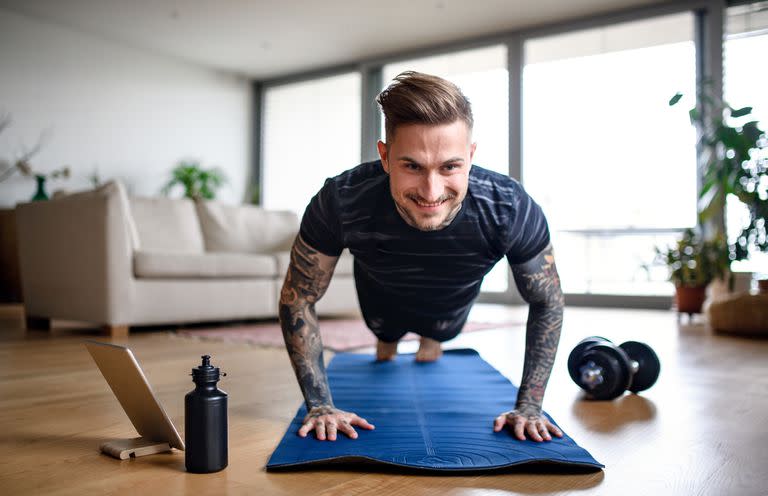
left=656, top=228, right=728, bottom=316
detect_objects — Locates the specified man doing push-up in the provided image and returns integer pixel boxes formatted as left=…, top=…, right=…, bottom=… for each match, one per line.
left=279, top=71, right=564, bottom=444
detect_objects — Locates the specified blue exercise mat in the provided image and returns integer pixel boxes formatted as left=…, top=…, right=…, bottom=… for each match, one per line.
left=267, top=349, right=603, bottom=472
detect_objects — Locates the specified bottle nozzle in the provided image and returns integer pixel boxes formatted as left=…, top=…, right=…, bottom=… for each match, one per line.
left=192, top=354, right=220, bottom=384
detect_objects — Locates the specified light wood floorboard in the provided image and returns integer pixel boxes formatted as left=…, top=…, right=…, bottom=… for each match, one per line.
left=1, top=304, right=766, bottom=495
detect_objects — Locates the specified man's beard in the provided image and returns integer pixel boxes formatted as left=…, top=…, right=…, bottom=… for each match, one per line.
left=393, top=194, right=462, bottom=232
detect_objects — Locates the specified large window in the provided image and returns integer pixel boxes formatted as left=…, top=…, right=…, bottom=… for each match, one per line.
left=256, top=3, right=750, bottom=306
left=725, top=2, right=768, bottom=277
left=262, top=73, right=361, bottom=217
left=383, top=45, right=510, bottom=292
left=522, top=12, right=697, bottom=295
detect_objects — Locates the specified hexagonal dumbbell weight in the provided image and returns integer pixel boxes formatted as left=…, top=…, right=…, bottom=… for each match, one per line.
left=567, top=336, right=661, bottom=400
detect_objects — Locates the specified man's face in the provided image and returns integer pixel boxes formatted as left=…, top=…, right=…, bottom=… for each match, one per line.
left=377, top=120, right=476, bottom=232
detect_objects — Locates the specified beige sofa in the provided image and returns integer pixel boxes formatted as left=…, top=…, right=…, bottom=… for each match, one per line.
left=15, top=181, right=358, bottom=336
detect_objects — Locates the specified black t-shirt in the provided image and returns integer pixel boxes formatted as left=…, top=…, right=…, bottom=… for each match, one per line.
left=299, top=160, right=550, bottom=323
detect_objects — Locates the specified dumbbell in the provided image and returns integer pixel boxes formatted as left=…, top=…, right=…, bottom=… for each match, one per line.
left=567, top=336, right=661, bottom=400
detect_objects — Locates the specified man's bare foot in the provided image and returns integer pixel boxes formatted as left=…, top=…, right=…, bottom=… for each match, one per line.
left=376, top=340, right=399, bottom=361
left=415, top=337, right=443, bottom=362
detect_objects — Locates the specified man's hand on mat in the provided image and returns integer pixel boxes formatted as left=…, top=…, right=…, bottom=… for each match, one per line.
left=298, top=406, right=375, bottom=441
left=493, top=409, right=563, bottom=442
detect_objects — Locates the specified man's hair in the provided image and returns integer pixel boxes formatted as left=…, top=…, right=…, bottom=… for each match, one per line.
left=376, top=71, right=473, bottom=144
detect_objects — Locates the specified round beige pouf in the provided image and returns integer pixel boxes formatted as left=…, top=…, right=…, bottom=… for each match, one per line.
left=707, top=292, right=768, bottom=336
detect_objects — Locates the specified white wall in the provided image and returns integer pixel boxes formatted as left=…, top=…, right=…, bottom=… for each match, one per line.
left=0, top=8, right=251, bottom=207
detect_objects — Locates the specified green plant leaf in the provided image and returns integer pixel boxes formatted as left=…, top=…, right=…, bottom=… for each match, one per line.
left=688, top=107, right=700, bottom=125
left=741, top=121, right=764, bottom=143
left=699, top=177, right=716, bottom=198
left=669, top=93, right=683, bottom=106
left=730, top=106, right=752, bottom=118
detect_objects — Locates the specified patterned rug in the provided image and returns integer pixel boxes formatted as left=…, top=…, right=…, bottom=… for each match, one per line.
left=175, top=318, right=521, bottom=352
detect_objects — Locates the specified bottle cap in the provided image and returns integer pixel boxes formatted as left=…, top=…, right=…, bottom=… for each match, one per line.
left=191, top=355, right=224, bottom=384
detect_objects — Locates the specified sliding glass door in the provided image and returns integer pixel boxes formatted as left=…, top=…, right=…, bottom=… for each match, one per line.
left=521, top=12, right=698, bottom=296
left=262, top=73, right=362, bottom=217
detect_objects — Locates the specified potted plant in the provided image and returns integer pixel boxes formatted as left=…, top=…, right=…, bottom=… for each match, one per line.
left=669, top=90, right=767, bottom=291
left=656, top=228, right=728, bottom=315
left=161, top=160, right=226, bottom=200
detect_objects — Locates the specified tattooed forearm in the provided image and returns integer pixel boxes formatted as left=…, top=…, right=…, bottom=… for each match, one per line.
left=279, top=235, right=339, bottom=410
left=510, top=243, right=564, bottom=414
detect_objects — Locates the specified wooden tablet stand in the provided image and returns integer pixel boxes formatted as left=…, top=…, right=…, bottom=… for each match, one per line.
left=100, top=437, right=173, bottom=459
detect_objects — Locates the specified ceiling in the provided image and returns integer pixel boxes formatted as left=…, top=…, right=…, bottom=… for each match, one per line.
left=0, top=0, right=666, bottom=80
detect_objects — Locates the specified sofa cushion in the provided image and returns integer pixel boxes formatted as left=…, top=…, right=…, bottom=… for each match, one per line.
left=275, top=249, right=354, bottom=278
left=195, top=200, right=298, bottom=254
left=134, top=251, right=276, bottom=278
left=130, top=196, right=205, bottom=253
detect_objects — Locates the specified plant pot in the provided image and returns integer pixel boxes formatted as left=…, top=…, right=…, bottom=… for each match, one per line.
left=675, top=285, right=708, bottom=315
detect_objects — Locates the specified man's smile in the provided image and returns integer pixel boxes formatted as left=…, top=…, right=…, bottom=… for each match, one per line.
left=407, top=195, right=454, bottom=210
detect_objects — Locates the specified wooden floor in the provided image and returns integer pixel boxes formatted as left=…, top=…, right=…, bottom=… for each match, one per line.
left=1, top=303, right=766, bottom=496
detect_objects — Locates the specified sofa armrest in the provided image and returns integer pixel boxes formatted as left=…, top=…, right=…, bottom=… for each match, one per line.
left=15, top=181, right=136, bottom=324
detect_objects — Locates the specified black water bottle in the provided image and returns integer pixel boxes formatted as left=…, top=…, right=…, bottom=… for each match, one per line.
left=185, top=355, right=228, bottom=473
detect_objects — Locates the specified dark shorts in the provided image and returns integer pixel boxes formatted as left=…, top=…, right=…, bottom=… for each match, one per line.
left=361, top=304, right=472, bottom=343
left=354, top=268, right=476, bottom=343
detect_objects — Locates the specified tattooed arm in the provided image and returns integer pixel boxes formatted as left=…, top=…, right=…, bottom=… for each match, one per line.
left=493, top=243, right=565, bottom=442
left=279, top=234, right=374, bottom=441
